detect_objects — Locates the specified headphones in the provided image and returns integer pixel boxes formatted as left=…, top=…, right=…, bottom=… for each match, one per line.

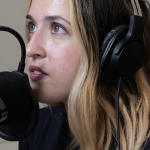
left=100, top=1, right=150, bottom=149
left=100, top=0, right=146, bottom=86
left=0, top=26, right=39, bottom=141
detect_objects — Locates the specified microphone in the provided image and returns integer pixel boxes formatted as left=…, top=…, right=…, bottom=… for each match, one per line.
left=0, top=26, right=39, bottom=141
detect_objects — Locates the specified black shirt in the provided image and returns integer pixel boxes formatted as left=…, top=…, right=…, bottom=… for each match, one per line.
left=19, top=106, right=150, bottom=150
left=19, top=106, right=72, bottom=150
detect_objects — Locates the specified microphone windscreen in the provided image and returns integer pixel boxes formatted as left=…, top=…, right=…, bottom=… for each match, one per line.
left=0, top=72, right=30, bottom=123
left=0, top=71, right=39, bottom=141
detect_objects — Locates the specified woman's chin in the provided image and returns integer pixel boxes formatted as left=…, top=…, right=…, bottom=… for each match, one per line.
left=30, top=85, right=66, bottom=109
left=34, top=94, right=65, bottom=109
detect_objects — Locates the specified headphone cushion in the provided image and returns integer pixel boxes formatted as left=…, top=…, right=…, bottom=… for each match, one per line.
left=101, top=25, right=128, bottom=57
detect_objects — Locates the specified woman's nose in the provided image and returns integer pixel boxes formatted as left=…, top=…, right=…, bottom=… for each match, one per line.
left=26, top=32, right=46, bottom=58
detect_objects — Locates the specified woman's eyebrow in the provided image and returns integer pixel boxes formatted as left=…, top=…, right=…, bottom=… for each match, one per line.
left=26, top=14, right=71, bottom=25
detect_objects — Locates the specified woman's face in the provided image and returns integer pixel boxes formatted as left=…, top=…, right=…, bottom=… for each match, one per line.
left=26, top=0, right=81, bottom=107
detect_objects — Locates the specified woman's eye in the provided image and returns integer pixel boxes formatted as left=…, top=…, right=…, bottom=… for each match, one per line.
left=27, top=22, right=36, bottom=33
left=51, top=24, right=66, bottom=34
left=26, top=22, right=67, bottom=35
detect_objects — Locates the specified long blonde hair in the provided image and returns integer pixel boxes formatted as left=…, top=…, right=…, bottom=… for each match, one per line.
left=26, top=0, right=150, bottom=149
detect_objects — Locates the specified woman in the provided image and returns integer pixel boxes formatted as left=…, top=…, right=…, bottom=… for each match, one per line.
left=19, top=0, right=150, bottom=149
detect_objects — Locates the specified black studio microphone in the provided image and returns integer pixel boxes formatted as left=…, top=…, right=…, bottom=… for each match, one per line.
left=0, top=26, right=39, bottom=141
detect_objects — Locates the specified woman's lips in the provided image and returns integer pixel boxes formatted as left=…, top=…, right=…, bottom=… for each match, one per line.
left=30, top=72, right=48, bottom=81
left=29, top=65, right=48, bottom=81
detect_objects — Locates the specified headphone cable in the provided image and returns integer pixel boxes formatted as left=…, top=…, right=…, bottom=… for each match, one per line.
left=117, top=77, right=122, bottom=150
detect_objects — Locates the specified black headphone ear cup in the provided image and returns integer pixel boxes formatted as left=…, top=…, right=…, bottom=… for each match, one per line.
left=112, top=41, right=145, bottom=78
left=100, top=25, right=129, bottom=86
left=101, top=25, right=128, bottom=58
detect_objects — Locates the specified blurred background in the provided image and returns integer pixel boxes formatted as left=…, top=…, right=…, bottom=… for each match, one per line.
left=0, top=0, right=47, bottom=149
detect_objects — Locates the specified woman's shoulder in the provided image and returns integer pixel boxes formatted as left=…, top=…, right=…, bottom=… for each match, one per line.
left=36, top=106, right=66, bottom=132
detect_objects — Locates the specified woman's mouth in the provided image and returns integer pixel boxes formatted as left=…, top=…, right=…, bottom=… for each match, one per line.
left=29, top=65, right=48, bottom=81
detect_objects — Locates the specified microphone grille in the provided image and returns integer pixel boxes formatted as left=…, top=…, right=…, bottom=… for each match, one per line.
left=0, top=98, right=8, bottom=123
left=0, top=100, right=32, bottom=137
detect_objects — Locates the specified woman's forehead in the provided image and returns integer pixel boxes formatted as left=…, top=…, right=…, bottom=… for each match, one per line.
left=29, top=0, right=70, bottom=21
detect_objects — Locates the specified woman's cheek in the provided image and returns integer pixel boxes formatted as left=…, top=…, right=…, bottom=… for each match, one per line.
left=58, top=45, right=81, bottom=79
